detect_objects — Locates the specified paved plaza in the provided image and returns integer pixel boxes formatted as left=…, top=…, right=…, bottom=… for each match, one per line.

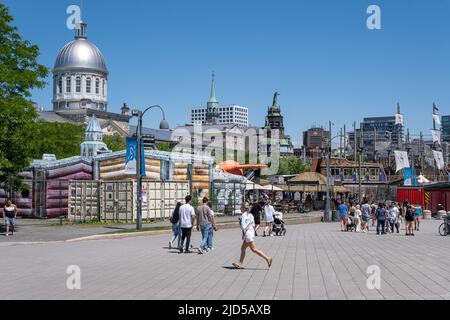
left=1, top=220, right=449, bottom=300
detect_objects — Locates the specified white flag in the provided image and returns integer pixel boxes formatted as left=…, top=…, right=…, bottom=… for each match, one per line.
left=431, top=130, right=441, bottom=144
left=433, top=150, right=445, bottom=170
left=395, top=114, right=404, bottom=125
left=433, top=114, right=441, bottom=125
left=394, top=150, right=410, bottom=172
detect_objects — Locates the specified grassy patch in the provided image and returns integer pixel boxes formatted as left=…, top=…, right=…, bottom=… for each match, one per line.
left=106, top=226, right=171, bottom=234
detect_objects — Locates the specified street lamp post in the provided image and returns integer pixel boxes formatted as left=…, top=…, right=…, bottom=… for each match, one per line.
left=132, top=105, right=169, bottom=230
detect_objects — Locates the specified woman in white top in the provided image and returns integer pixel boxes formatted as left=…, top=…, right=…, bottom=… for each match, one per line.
left=263, top=200, right=275, bottom=237
left=232, top=204, right=272, bottom=269
left=354, top=205, right=362, bottom=232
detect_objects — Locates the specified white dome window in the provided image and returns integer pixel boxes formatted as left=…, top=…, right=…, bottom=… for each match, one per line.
left=95, top=78, right=100, bottom=95
left=76, top=76, right=81, bottom=93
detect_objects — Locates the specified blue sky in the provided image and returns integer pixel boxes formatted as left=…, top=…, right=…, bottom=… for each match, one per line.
left=4, top=0, right=450, bottom=146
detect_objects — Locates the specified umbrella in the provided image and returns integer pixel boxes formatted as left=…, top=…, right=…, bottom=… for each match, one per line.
left=417, top=175, right=430, bottom=184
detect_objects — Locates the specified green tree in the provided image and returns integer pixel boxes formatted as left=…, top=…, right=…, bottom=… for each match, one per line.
left=28, top=121, right=84, bottom=159
left=155, top=142, right=172, bottom=152
left=277, top=156, right=310, bottom=175
left=103, top=133, right=126, bottom=152
left=0, top=4, right=48, bottom=191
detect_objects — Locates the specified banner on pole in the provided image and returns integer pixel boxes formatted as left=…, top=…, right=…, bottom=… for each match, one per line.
left=431, top=130, right=441, bottom=145
left=403, top=168, right=412, bottom=186
left=125, top=137, right=146, bottom=176
left=394, top=150, right=410, bottom=172
left=432, top=114, right=441, bottom=125
left=433, top=150, right=445, bottom=170
left=395, top=113, right=404, bottom=126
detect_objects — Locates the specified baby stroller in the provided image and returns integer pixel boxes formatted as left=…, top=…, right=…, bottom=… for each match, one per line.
left=346, top=216, right=356, bottom=232
left=272, top=212, right=287, bottom=236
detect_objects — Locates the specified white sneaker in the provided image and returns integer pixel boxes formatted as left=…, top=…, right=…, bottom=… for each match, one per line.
left=5, top=233, right=8, bottom=237
left=209, top=247, right=214, bottom=251
left=198, top=248, right=205, bottom=254
left=270, top=234, right=274, bottom=237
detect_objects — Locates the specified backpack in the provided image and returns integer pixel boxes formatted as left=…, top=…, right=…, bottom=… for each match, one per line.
left=405, top=206, right=414, bottom=221
left=377, top=208, right=385, bottom=220
left=170, top=209, right=180, bottom=224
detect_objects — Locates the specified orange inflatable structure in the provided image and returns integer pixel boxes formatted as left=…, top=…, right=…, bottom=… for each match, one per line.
left=216, top=160, right=268, bottom=176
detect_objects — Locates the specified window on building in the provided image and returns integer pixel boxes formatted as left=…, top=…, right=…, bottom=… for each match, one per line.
left=86, top=77, right=91, bottom=93
left=95, top=78, right=100, bottom=94
left=76, top=77, right=81, bottom=93
left=58, top=77, right=62, bottom=94
left=66, top=77, right=71, bottom=93
left=102, top=80, right=105, bottom=96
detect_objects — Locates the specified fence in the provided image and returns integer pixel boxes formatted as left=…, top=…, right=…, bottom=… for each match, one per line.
left=68, top=180, right=190, bottom=222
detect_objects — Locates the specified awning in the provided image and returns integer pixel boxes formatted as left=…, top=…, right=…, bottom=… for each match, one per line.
left=245, top=181, right=265, bottom=190
left=261, top=185, right=283, bottom=191
left=278, top=184, right=347, bottom=193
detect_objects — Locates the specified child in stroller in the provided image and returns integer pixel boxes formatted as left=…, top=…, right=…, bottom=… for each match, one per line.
left=346, top=215, right=356, bottom=232
left=272, top=212, right=287, bottom=236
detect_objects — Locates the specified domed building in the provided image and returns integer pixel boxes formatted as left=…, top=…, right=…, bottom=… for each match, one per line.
left=38, top=21, right=131, bottom=137
left=52, top=21, right=108, bottom=111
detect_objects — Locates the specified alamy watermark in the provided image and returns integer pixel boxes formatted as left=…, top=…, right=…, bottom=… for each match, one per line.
left=366, top=265, right=381, bottom=290
left=367, top=5, right=381, bottom=30
left=66, top=265, right=81, bottom=290
left=66, top=5, right=81, bottom=30
left=171, top=124, right=281, bottom=175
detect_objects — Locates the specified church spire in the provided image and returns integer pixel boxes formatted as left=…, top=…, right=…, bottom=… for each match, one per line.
left=208, top=72, right=218, bottom=104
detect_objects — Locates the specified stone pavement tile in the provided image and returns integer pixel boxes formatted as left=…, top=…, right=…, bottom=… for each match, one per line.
left=314, top=232, right=347, bottom=300
left=1, top=220, right=448, bottom=300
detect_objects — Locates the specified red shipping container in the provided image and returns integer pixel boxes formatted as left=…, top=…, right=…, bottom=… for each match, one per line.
left=397, top=187, right=425, bottom=206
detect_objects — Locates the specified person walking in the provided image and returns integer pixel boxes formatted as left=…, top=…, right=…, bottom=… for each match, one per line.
left=338, top=201, right=348, bottom=232
left=263, top=200, right=275, bottom=237
left=388, top=202, right=400, bottom=234
left=361, top=200, right=371, bottom=233
left=250, top=200, right=262, bottom=236
left=414, top=203, right=422, bottom=232
left=3, top=200, right=17, bottom=236
left=179, top=195, right=196, bottom=253
left=370, top=201, right=377, bottom=227
left=354, top=205, right=362, bottom=232
left=376, top=202, right=386, bottom=235
left=232, top=204, right=272, bottom=269
left=404, top=201, right=415, bottom=236
left=169, top=202, right=182, bottom=249
left=206, top=201, right=217, bottom=251
left=196, top=197, right=216, bottom=254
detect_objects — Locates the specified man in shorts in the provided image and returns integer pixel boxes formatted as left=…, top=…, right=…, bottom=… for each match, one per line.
left=338, top=201, right=349, bottom=232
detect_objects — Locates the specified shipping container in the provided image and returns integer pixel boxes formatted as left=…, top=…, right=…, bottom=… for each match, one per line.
left=424, top=183, right=450, bottom=213
left=68, top=180, right=190, bottom=222
left=397, top=187, right=425, bottom=206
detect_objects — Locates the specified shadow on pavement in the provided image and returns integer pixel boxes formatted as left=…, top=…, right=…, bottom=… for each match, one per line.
left=222, top=266, right=268, bottom=271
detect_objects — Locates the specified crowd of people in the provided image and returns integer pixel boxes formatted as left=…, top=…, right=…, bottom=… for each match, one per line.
left=338, top=199, right=423, bottom=236
left=168, top=195, right=217, bottom=254
left=168, top=195, right=275, bottom=269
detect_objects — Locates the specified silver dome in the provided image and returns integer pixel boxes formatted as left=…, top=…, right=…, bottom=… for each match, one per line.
left=53, top=36, right=108, bottom=75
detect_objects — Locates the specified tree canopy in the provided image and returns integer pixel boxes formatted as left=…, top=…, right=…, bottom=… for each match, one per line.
left=0, top=3, right=48, bottom=190
left=277, top=156, right=310, bottom=175
left=103, top=133, right=126, bottom=152
left=28, top=121, right=85, bottom=160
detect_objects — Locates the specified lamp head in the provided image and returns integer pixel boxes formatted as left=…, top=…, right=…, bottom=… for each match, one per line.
left=159, top=119, right=169, bottom=130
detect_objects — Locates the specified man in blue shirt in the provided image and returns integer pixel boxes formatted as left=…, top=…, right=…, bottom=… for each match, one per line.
left=338, top=202, right=348, bottom=232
